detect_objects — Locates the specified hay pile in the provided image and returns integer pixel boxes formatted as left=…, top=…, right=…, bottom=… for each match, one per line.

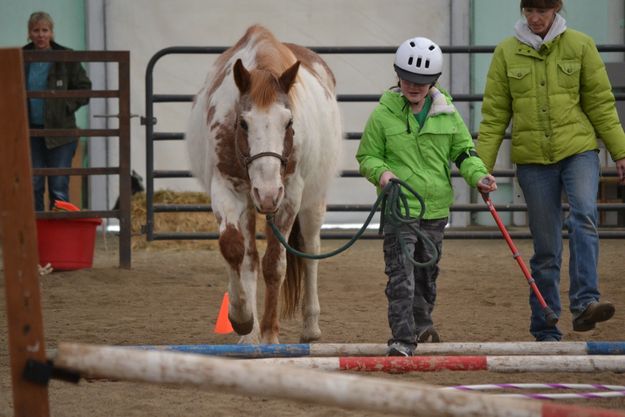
left=130, top=190, right=265, bottom=251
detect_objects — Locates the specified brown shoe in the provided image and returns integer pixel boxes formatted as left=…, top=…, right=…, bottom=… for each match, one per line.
left=572, top=301, right=615, bottom=332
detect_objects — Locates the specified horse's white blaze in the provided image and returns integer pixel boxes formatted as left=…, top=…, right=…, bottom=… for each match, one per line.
left=245, top=105, right=291, bottom=213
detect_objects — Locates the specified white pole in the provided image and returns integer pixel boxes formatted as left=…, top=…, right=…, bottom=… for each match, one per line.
left=53, top=343, right=625, bottom=417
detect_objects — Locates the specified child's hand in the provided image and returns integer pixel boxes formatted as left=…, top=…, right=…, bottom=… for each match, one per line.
left=477, top=175, right=497, bottom=194
left=379, top=171, right=397, bottom=188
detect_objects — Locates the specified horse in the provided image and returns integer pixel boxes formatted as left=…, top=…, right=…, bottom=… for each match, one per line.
left=185, top=25, right=342, bottom=344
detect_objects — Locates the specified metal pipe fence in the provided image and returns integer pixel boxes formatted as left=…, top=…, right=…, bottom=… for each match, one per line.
left=144, top=45, right=625, bottom=241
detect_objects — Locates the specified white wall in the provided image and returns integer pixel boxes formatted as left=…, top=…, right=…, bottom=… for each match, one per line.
left=90, top=0, right=461, bottom=225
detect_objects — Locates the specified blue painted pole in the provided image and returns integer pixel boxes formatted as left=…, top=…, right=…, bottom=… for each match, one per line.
left=126, top=341, right=625, bottom=358
left=586, top=341, right=625, bottom=355
left=134, top=343, right=311, bottom=358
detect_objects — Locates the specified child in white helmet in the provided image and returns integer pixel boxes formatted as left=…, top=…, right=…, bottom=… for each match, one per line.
left=356, top=36, right=497, bottom=356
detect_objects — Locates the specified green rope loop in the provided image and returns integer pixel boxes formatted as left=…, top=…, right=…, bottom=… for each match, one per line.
left=267, top=178, right=438, bottom=267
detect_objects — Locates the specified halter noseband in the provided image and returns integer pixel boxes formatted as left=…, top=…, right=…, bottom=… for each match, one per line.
left=234, top=119, right=292, bottom=170
left=240, top=150, right=289, bottom=168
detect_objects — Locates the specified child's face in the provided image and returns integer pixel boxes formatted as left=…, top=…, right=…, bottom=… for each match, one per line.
left=29, top=21, right=53, bottom=50
left=399, top=79, right=430, bottom=105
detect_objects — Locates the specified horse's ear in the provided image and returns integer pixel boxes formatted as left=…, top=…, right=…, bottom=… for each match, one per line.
left=279, top=61, right=300, bottom=94
left=233, top=59, right=251, bottom=94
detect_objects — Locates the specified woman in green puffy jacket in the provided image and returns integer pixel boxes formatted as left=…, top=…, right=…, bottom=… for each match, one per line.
left=356, top=36, right=496, bottom=357
left=477, top=0, right=625, bottom=342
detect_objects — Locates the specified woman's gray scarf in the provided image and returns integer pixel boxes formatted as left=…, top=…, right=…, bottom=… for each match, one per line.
left=514, top=13, right=567, bottom=50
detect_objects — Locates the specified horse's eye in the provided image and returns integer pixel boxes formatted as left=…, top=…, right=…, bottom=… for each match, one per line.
left=239, top=119, right=248, bottom=130
left=286, top=119, right=293, bottom=130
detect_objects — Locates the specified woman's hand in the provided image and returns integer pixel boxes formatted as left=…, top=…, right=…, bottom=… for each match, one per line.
left=379, top=171, right=397, bottom=188
left=477, top=174, right=497, bottom=194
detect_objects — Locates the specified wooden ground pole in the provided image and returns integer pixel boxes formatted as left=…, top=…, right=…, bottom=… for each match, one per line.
left=0, top=47, right=50, bottom=417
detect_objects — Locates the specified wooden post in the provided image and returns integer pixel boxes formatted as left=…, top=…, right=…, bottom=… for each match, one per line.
left=0, top=48, right=50, bottom=416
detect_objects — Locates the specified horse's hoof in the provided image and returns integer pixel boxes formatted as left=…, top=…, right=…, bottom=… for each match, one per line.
left=418, top=327, right=441, bottom=343
left=229, top=314, right=254, bottom=335
left=300, top=330, right=321, bottom=343
left=261, top=335, right=280, bottom=345
left=238, top=333, right=260, bottom=344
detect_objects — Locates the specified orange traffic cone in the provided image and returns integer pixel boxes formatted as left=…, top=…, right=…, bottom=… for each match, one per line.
left=214, top=292, right=234, bottom=334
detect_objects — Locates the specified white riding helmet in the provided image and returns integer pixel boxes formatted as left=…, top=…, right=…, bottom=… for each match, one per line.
left=393, top=37, right=443, bottom=84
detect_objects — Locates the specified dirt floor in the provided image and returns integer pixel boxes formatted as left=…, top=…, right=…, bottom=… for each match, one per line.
left=1, top=234, right=625, bottom=416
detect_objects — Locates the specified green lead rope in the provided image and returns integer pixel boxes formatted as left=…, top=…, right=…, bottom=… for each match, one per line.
left=266, top=178, right=438, bottom=267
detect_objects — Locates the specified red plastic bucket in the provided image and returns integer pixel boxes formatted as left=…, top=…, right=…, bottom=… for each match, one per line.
left=36, top=218, right=102, bottom=271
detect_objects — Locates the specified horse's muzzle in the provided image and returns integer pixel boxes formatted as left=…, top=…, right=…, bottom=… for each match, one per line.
left=253, top=186, right=284, bottom=214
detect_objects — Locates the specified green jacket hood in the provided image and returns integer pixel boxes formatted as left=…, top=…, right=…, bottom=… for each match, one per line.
left=379, top=86, right=456, bottom=120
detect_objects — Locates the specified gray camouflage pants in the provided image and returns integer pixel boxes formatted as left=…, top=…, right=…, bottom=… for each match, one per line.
left=383, top=218, right=447, bottom=347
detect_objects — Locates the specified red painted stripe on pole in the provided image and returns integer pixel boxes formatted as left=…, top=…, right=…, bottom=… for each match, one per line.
left=338, top=356, right=488, bottom=373
left=542, top=401, right=625, bottom=417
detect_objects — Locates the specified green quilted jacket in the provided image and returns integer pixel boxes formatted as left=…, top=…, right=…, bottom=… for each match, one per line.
left=477, top=28, right=625, bottom=171
left=356, top=87, right=489, bottom=219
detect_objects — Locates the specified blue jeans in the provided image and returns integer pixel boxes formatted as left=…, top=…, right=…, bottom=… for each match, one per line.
left=30, top=136, right=78, bottom=211
left=516, top=150, right=601, bottom=341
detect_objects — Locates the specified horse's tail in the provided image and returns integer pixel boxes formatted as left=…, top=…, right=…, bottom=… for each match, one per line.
left=281, top=216, right=304, bottom=319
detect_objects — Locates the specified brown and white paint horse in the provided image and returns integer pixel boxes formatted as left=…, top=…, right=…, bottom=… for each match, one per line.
left=186, top=25, right=342, bottom=344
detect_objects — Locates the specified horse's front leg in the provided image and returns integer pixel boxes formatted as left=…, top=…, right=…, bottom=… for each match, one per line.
left=296, top=202, right=325, bottom=343
left=212, top=184, right=260, bottom=343
left=260, top=208, right=295, bottom=344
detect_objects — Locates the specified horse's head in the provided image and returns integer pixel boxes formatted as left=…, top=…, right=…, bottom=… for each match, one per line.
left=232, top=58, right=298, bottom=214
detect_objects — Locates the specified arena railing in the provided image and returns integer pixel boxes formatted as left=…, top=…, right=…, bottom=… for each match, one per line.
left=143, top=45, right=625, bottom=241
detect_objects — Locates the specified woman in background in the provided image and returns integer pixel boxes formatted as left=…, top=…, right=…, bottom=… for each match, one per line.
left=24, top=11, right=91, bottom=211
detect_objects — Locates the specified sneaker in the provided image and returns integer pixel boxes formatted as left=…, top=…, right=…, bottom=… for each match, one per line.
left=572, top=301, right=615, bottom=332
left=386, top=342, right=414, bottom=357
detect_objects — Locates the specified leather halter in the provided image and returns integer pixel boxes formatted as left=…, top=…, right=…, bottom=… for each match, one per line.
left=239, top=146, right=289, bottom=168
left=234, top=119, right=292, bottom=170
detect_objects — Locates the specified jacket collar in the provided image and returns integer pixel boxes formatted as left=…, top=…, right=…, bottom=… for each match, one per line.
left=387, top=86, right=456, bottom=118
left=428, top=87, right=456, bottom=116
left=23, top=41, right=66, bottom=51
left=514, top=13, right=567, bottom=51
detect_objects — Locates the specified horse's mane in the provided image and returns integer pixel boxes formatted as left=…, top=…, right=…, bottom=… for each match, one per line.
left=249, top=26, right=295, bottom=73
left=208, top=26, right=299, bottom=109
left=243, top=25, right=298, bottom=108
left=248, top=70, right=282, bottom=108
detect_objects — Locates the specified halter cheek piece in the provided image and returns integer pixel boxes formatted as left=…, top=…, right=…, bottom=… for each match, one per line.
left=234, top=118, right=292, bottom=169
